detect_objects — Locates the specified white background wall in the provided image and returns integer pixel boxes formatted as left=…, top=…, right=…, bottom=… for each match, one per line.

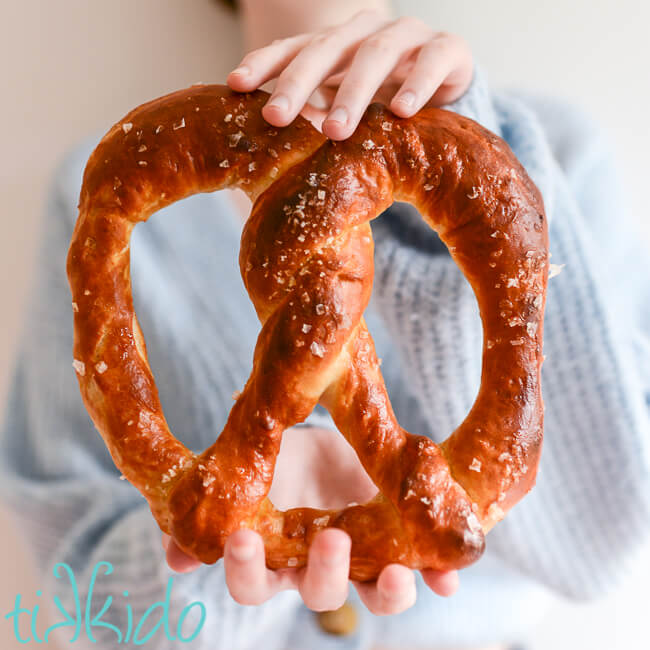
left=0, top=1, right=648, bottom=648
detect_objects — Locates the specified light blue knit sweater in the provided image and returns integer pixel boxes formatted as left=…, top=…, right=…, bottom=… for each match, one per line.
left=1, top=66, right=649, bottom=649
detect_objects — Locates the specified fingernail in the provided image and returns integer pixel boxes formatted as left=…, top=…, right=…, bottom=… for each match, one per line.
left=266, top=94, right=290, bottom=113
left=395, top=91, right=416, bottom=107
left=230, top=543, right=256, bottom=562
left=230, top=65, right=250, bottom=77
left=326, top=107, right=348, bottom=125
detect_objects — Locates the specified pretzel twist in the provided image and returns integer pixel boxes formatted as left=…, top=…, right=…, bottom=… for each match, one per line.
left=67, top=85, right=548, bottom=581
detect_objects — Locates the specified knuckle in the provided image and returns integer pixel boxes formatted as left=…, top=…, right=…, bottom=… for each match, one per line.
left=352, top=8, right=383, bottom=22
left=432, top=30, right=465, bottom=52
left=395, top=15, right=428, bottom=32
left=275, top=72, right=302, bottom=94
left=308, top=31, right=336, bottom=50
left=423, top=35, right=453, bottom=58
left=433, top=29, right=454, bottom=42
left=361, top=34, right=394, bottom=56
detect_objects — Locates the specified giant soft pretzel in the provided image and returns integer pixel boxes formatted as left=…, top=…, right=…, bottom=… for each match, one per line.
left=67, top=84, right=548, bottom=581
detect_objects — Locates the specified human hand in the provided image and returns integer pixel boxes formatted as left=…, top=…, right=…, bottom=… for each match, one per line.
left=162, top=426, right=459, bottom=614
left=226, top=9, right=473, bottom=140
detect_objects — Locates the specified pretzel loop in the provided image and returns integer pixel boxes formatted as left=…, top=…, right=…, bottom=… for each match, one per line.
left=67, top=85, right=548, bottom=581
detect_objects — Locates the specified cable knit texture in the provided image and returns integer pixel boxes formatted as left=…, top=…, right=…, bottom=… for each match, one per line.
left=1, top=65, right=649, bottom=648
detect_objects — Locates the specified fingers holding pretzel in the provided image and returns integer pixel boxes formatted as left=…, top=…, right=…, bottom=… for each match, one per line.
left=227, top=9, right=474, bottom=139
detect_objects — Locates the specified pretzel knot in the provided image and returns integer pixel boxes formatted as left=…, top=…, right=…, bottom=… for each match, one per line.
left=67, top=85, right=548, bottom=581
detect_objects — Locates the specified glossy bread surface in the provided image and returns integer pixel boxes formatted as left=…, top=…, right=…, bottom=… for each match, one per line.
left=67, top=84, right=548, bottom=580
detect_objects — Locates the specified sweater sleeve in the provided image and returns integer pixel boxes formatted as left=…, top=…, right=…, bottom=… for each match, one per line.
left=0, top=147, right=300, bottom=649
left=370, top=65, right=650, bottom=600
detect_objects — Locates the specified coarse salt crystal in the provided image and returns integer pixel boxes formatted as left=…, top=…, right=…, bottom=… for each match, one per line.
left=315, top=304, right=326, bottom=315
left=301, top=324, right=312, bottom=333
left=469, top=458, right=482, bottom=472
left=219, top=159, right=230, bottom=168
left=549, top=263, right=565, bottom=279
left=95, top=361, right=108, bottom=374
left=224, top=113, right=232, bottom=122
left=72, top=302, right=79, bottom=312
left=248, top=162, right=256, bottom=172
left=317, top=189, right=326, bottom=200
left=310, top=341, right=325, bottom=357
left=488, top=503, right=505, bottom=521
left=313, top=516, right=329, bottom=526
left=526, top=322, right=538, bottom=338
left=362, top=139, right=375, bottom=150
left=172, top=118, right=185, bottom=130
left=72, top=359, right=85, bottom=376
left=138, top=144, right=147, bottom=152
left=121, top=123, right=133, bottom=134
left=228, top=131, right=244, bottom=147
left=287, top=557, right=298, bottom=567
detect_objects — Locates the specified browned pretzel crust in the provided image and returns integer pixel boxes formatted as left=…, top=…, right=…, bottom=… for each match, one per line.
left=67, top=84, right=548, bottom=581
